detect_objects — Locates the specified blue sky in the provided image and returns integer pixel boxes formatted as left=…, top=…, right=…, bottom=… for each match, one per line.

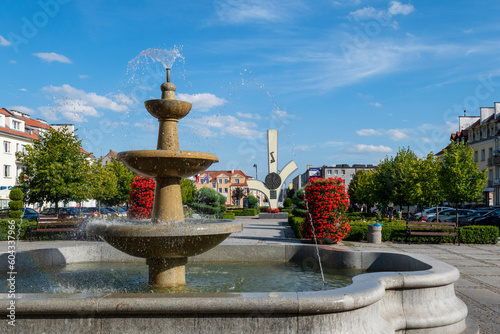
left=2, top=0, right=500, bottom=182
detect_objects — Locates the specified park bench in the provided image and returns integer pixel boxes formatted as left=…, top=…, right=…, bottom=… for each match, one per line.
left=28, top=216, right=88, bottom=241
left=406, top=220, right=461, bottom=245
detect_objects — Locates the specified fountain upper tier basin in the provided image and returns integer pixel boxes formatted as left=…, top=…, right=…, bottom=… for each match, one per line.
left=145, top=99, right=192, bottom=120
left=87, top=219, right=242, bottom=259
left=117, top=150, right=218, bottom=178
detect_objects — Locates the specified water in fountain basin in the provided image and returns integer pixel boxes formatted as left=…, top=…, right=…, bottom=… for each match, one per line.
left=2, top=261, right=364, bottom=294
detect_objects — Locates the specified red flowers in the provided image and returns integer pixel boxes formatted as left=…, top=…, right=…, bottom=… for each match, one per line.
left=129, top=175, right=155, bottom=219
left=302, top=177, right=351, bottom=244
left=267, top=207, right=280, bottom=213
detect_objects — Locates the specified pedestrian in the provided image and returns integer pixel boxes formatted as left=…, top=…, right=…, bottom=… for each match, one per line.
left=388, top=207, right=394, bottom=221
left=397, top=209, right=402, bottom=220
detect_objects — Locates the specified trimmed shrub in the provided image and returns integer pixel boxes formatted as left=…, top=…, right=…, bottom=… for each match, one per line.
left=8, top=188, right=24, bottom=219
left=283, top=197, right=293, bottom=208
left=222, top=212, right=236, bottom=220
left=247, top=195, right=258, bottom=209
left=288, top=214, right=305, bottom=239
left=191, top=187, right=227, bottom=218
left=0, top=219, right=37, bottom=241
left=231, top=208, right=259, bottom=216
left=291, top=187, right=307, bottom=218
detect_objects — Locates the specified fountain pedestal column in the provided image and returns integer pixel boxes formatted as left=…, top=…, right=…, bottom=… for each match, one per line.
left=147, top=257, right=188, bottom=286
left=151, top=176, right=184, bottom=224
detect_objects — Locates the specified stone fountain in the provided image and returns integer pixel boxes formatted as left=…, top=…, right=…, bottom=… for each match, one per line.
left=87, top=69, right=242, bottom=287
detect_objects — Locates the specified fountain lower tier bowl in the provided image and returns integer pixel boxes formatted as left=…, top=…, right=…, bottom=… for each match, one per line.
left=86, top=219, right=242, bottom=259
left=117, top=150, right=218, bottom=178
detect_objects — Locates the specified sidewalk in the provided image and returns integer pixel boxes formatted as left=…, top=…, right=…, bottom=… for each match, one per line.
left=4, top=217, right=500, bottom=333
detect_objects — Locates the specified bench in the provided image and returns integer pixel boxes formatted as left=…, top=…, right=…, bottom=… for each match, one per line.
left=29, top=216, right=88, bottom=241
left=406, top=220, right=461, bottom=245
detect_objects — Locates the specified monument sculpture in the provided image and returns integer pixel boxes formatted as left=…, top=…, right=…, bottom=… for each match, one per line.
left=247, top=129, right=297, bottom=209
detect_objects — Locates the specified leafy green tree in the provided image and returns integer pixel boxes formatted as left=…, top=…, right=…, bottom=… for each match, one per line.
left=231, top=187, right=245, bottom=206
left=349, top=169, right=376, bottom=209
left=90, top=160, right=118, bottom=211
left=409, top=153, right=444, bottom=218
left=103, top=158, right=136, bottom=208
left=17, top=127, right=92, bottom=211
left=8, top=188, right=24, bottom=219
left=180, top=178, right=196, bottom=205
left=440, top=141, right=487, bottom=222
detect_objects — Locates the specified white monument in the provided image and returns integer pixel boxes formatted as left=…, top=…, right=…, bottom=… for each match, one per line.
left=247, top=130, right=297, bottom=209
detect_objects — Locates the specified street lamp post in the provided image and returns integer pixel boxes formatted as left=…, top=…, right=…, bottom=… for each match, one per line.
left=253, top=164, right=258, bottom=180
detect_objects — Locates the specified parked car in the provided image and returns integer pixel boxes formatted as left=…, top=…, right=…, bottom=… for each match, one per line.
left=81, top=207, right=114, bottom=217
left=0, top=207, right=39, bottom=221
left=40, top=207, right=57, bottom=216
left=451, top=209, right=494, bottom=226
left=414, top=207, right=452, bottom=220
left=473, top=211, right=500, bottom=227
left=426, top=209, right=475, bottom=222
left=105, top=207, right=127, bottom=217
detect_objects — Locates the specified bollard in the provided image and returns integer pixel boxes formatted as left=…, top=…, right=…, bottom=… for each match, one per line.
left=368, top=223, right=382, bottom=244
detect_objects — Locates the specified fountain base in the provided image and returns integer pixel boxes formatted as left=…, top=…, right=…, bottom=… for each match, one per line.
left=147, top=257, right=188, bottom=286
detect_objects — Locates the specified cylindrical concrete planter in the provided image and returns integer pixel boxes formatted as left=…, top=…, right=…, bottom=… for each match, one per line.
left=368, top=224, right=382, bottom=244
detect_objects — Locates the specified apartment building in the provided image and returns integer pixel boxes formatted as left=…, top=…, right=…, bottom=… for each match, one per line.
left=196, top=169, right=259, bottom=206
left=292, top=164, right=377, bottom=190
left=0, top=108, right=51, bottom=208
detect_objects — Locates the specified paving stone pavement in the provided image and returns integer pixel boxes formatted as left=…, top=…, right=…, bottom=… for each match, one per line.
left=3, top=217, right=499, bottom=333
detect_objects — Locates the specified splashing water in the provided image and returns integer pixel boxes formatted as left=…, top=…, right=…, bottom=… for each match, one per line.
left=126, top=46, right=185, bottom=86
left=305, top=197, right=326, bottom=284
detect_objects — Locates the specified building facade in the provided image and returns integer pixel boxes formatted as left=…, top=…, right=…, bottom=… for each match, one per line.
left=196, top=169, right=260, bottom=206
left=292, top=164, right=377, bottom=191
left=0, top=108, right=51, bottom=208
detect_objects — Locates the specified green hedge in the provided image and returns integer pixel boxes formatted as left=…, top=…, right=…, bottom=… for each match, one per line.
left=287, top=217, right=499, bottom=244
left=222, top=212, right=236, bottom=220
left=288, top=214, right=304, bottom=239
left=0, top=219, right=37, bottom=241
left=230, top=208, right=259, bottom=216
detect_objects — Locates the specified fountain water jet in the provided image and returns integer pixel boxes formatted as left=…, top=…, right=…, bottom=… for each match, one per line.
left=87, top=69, right=242, bottom=287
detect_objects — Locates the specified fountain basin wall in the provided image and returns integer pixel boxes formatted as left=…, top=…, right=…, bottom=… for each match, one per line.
left=0, top=243, right=476, bottom=334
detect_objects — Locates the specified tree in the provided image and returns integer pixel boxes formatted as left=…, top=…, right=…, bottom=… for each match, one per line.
left=440, top=141, right=487, bottom=222
left=348, top=169, right=376, bottom=209
left=409, top=153, right=444, bottom=218
left=180, top=178, right=196, bottom=205
left=90, top=160, right=118, bottom=211
left=191, top=187, right=227, bottom=218
left=17, top=127, right=91, bottom=211
left=231, top=187, right=245, bottom=206
left=103, top=158, right=136, bottom=208
left=247, top=195, right=258, bottom=209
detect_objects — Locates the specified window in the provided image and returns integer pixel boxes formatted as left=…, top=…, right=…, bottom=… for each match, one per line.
left=342, top=170, right=346, bottom=175
left=489, top=148, right=493, bottom=159
left=12, top=121, right=20, bottom=130
left=235, top=178, right=240, bottom=183
left=474, top=151, right=478, bottom=162
left=218, top=188, right=222, bottom=192
left=4, top=141, right=10, bottom=153
left=3, top=165, right=10, bottom=178
left=481, top=149, right=485, bottom=161
left=350, top=174, right=354, bottom=179
left=327, top=170, right=332, bottom=175
left=212, top=183, right=216, bottom=188
left=218, top=179, right=222, bottom=184
left=224, top=179, right=229, bottom=184
left=224, top=188, right=228, bottom=193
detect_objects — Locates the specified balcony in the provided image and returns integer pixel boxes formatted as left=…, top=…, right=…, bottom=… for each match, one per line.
left=492, top=155, right=500, bottom=165
left=494, top=179, right=500, bottom=187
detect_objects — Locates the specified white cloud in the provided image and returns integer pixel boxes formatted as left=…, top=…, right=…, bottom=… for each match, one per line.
left=40, top=84, right=136, bottom=122
left=7, top=106, right=35, bottom=114
left=185, top=115, right=261, bottom=138
left=9, top=60, right=17, bottom=64
left=100, top=120, right=129, bottom=128
left=0, top=35, right=11, bottom=46
left=134, top=118, right=157, bottom=132
left=214, top=0, right=287, bottom=24
left=349, top=7, right=382, bottom=20
left=357, top=129, right=381, bottom=136
left=33, top=52, right=72, bottom=64
left=387, top=129, right=409, bottom=140
left=388, top=2, right=415, bottom=16
left=177, top=93, right=226, bottom=111
left=294, top=145, right=311, bottom=152
left=18, top=88, right=28, bottom=92
left=236, top=112, right=262, bottom=120
left=79, top=74, right=90, bottom=79
left=348, top=144, right=392, bottom=153
left=370, top=102, right=382, bottom=107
